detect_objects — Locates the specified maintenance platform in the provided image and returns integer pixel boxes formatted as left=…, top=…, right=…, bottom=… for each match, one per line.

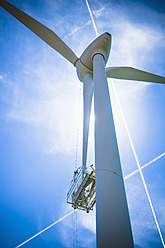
left=67, top=166, right=96, bottom=213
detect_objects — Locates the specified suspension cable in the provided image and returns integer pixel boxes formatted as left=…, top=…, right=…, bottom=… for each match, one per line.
left=75, top=83, right=82, bottom=169
left=76, top=211, right=78, bottom=248
left=72, top=83, right=82, bottom=247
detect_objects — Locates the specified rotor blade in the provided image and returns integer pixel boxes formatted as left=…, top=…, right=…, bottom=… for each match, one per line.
left=82, top=75, right=93, bottom=173
left=0, top=0, right=78, bottom=66
left=106, top=67, right=165, bottom=84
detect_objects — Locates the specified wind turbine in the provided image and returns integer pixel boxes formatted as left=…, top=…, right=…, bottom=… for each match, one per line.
left=1, top=0, right=165, bottom=247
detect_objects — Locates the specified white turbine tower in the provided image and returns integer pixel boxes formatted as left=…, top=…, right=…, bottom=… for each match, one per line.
left=1, top=0, right=165, bottom=247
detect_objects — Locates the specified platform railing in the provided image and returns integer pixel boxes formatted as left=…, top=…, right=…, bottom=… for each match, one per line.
left=67, top=166, right=96, bottom=213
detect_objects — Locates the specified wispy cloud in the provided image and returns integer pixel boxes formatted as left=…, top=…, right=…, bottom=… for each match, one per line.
left=60, top=209, right=96, bottom=247
left=93, top=6, right=106, bottom=18
left=64, top=20, right=91, bottom=39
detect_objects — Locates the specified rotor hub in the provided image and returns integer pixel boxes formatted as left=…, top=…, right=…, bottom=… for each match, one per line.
left=76, top=32, right=111, bottom=81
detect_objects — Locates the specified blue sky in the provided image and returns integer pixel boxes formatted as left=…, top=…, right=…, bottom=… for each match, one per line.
left=0, top=0, right=165, bottom=247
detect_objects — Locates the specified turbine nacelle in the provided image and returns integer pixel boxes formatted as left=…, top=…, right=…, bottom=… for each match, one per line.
left=76, top=32, right=111, bottom=82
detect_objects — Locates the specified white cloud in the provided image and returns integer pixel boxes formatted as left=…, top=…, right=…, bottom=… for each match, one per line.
left=6, top=80, right=83, bottom=154
left=59, top=208, right=96, bottom=247
left=64, top=20, right=91, bottom=39
left=78, top=208, right=96, bottom=233
left=93, top=6, right=106, bottom=18
left=111, top=23, right=164, bottom=68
